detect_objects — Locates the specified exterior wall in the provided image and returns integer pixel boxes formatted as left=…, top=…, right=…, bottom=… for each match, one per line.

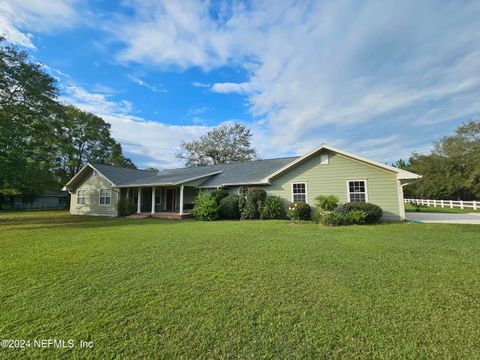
left=70, top=171, right=118, bottom=216
left=257, top=150, right=402, bottom=220
left=183, top=187, right=198, bottom=205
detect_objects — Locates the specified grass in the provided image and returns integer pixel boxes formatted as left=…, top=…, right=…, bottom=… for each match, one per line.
left=405, top=203, right=480, bottom=214
left=1, top=211, right=479, bottom=359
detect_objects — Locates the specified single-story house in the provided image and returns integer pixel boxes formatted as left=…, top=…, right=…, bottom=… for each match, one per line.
left=63, top=144, right=421, bottom=220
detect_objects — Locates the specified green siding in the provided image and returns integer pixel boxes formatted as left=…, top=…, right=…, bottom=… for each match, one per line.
left=258, top=150, right=402, bottom=220
left=70, top=171, right=118, bottom=216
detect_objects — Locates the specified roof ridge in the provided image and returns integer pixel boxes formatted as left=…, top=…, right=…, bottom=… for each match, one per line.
left=164, top=156, right=300, bottom=171
left=91, top=163, right=157, bottom=173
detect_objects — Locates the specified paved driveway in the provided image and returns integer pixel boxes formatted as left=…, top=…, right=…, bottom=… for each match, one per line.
left=406, top=212, right=480, bottom=224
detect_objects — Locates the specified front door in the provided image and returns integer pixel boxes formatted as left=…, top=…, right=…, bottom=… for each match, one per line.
left=165, top=188, right=176, bottom=211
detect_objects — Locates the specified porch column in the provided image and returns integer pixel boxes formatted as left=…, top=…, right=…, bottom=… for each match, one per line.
left=151, top=187, right=156, bottom=214
left=179, top=185, right=184, bottom=215
left=126, top=188, right=130, bottom=202
left=137, top=187, right=141, bottom=214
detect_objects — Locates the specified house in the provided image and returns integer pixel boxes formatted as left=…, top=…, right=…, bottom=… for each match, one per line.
left=63, top=144, right=421, bottom=220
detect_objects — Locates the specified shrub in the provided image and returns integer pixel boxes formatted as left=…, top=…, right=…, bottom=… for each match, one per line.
left=117, top=198, right=135, bottom=216
left=219, top=194, right=240, bottom=219
left=408, top=201, right=427, bottom=212
left=319, top=211, right=350, bottom=226
left=346, top=210, right=368, bottom=225
left=261, top=196, right=286, bottom=219
left=343, top=202, right=383, bottom=224
left=192, top=193, right=218, bottom=221
left=287, top=202, right=311, bottom=221
left=315, top=195, right=339, bottom=211
left=210, top=188, right=229, bottom=205
left=242, top=188, right=267, bottom=219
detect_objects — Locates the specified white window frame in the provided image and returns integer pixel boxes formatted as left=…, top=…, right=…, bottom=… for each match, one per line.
left=77, top=189, right=87, bottom=205
left=99, top=189, right=112, bottom=206
left=346, top=179, right=368, bottom=203
left=291, top=182, right=308, bottom=203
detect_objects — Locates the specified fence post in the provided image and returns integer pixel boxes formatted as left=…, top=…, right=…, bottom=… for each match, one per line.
left=460, top=200, right=464, bottom=209
left=474, top=201, right=477, bottom=211
left=450, top=200, right=453, bottom=208
left=441, top=200, right=444, bottom=208
left=427, top=199, right=430, bottom=206
left=433, top=199, right=437, bottom=207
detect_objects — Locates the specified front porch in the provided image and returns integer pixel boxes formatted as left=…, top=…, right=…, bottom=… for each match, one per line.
left=120, top=185, right=198, bottom=217
left=127, top=212, right=192, bottom=220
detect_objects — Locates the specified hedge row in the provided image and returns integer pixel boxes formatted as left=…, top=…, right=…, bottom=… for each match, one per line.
left=192, top=189, right=383, bottom=225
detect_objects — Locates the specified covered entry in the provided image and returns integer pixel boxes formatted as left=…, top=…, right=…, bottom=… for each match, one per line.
left=121, top=185, right=198, bottom=216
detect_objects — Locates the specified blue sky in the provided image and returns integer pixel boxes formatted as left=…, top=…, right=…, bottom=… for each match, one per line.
left=1, top=0, right=479, bottom=169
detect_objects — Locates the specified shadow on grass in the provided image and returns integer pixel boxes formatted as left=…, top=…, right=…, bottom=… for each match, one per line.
left=0, top=213, right=197, bottom=231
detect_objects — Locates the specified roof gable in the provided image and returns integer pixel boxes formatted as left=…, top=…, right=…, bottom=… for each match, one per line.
left=262, top=144, right=420, bottom=181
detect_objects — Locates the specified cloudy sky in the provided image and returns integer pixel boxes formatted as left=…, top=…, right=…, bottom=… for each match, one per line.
left=1, top=0, right=479, bottom=168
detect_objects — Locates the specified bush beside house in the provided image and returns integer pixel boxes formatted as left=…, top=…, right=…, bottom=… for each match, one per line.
left=287, top=202, right=311, bottom=221
left=193, top=189, right=383, bottom=226
left=342, top=202, right=383, bottom=224
left=117, top=198, right=135, bottom=216
left=192, top=193, right=218, bottom=221
left=241, top=189, right=267, bottom=219
left=210, top=189, right=229, bottom=205
left=318, top=200, right=383, bottom=226
left=219, top=195, right=241, bottom=219
left=261, top=196, right=286, bottom=219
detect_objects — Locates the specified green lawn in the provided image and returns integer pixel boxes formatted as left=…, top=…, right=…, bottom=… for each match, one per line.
left=1, top=211, right=479, bottom=359
left=405, top=203, right=480, bottom=214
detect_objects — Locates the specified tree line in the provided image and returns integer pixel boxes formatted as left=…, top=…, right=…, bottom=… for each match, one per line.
left=395, top=119, right=480, bottom=200
left=0, top=39, right=134, bottom=206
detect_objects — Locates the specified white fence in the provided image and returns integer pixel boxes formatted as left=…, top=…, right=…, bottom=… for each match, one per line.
left=405, top=198, right=478, bottom=210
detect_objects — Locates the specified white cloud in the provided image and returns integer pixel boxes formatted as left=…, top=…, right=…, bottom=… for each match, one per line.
left=127, top=74, right=167, bottom=93
left=211, top=82, right=250, bottom=94
left=0, top=0, right=80, bottom=47
left=107, top=0, right=480, bottom=162
left=60, top=85, right=210, bottom=168
left=191, top=81, right=210, bottom=88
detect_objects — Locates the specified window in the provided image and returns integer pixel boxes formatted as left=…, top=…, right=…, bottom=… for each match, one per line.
left=99, top=189, right=112, bottom=205
left=292, top=183, right=307, bottom=202
left=77, top=189, right=86, bottom=205
left=348, top=180, right=367, bottom=202
left=320, top=153, right=329, bottom=165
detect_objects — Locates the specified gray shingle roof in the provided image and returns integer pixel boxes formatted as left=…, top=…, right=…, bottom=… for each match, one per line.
left=91, top=164, right=159, bottom=185
left=197, top=157, right=299, bottom=187
left=92, top=157, right=299, bottom=187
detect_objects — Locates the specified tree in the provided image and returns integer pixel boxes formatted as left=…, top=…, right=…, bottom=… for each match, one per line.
left=108, top=143, right=136, bottom=169
left=0, top=38, right=58, bottom=203
left=53, top=106, right=135, bottom=184
left=397, top=118, right=480, bottom=200
left=176, top=123, right=258, bottom=167
left=0, top=39, right=136, bottom=208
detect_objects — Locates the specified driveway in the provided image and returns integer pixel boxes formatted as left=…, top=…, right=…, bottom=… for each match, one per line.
left=406, top=212, right=480, bottom=225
